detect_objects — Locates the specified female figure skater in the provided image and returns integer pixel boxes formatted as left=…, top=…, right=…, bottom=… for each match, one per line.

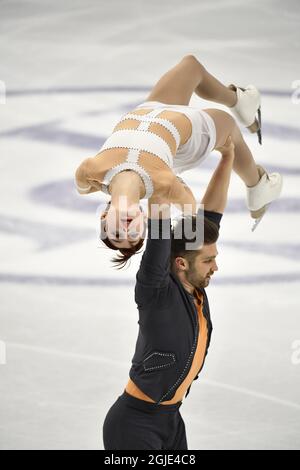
left=75, top=55, right=282, bottom=267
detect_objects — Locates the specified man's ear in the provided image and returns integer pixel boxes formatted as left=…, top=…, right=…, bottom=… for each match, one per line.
left=175, top=256, right=188, bottom=272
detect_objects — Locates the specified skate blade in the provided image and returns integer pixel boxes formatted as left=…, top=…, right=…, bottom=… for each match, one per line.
left=247, top=107, right=262, bottom=145
left=251, top=203, right=270, bottom=232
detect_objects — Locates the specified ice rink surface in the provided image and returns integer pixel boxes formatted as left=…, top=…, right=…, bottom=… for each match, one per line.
left=0, top=0, right=300, bottom=450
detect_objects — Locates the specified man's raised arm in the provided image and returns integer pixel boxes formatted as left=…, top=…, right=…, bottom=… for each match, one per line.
left=200, top=136, right=235, bottom=215
left=135, top=196, right=171, bottom=289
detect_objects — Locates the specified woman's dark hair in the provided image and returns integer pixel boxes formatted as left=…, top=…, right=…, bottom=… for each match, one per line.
left=99, top=201, right=145, bottom=270
left=170, top=214, right=220, bottom=270
left=101, top=235, right=145, bottom=270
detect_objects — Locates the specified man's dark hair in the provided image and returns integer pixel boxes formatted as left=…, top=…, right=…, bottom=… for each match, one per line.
left=170, top=214, right=220, bottom=270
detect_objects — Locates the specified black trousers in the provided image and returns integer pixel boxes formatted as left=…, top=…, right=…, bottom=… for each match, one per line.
left=103, top=390, right=188, bottom=450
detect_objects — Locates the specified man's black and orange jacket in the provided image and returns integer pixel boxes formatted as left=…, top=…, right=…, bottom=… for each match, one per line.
left=128, top=210, right=222, bottom=405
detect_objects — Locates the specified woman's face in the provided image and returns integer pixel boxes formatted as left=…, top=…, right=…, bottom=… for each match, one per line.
left=101, top=202, right=146, bottom=249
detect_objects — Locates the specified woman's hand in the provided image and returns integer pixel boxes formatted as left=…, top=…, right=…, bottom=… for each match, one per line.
left=215, top=135, right=235, bottom=157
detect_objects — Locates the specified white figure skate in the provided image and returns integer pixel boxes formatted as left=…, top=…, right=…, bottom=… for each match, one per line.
left=229, top=84, right=262, bottom=145
left=247, top=165, right=283, bottom=231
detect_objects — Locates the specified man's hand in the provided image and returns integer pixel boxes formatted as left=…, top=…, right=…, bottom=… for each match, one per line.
left=215, top=135, right=235, bottom=157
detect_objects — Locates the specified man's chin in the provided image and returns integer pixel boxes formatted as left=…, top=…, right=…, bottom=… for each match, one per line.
left=195, top=278, right=210, bottom=288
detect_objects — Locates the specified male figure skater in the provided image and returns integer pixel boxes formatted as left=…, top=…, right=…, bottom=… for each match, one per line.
left=103, top=136, right=235, bottom=449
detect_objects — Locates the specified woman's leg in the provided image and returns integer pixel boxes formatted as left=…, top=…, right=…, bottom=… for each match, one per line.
left=204, top=108, right=260, bottom=187
left=145, top=55, right=259, bottom=186
left=193, top=62, right=237, bottom=107
left=146, top=55, right=237, bottom=107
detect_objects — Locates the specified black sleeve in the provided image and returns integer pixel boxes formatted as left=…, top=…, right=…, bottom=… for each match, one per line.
left=135, top=217, right=171, bottom=289
left=202, top=209, right=223, bottom=229
left=135, top=210, right=221, bottom=300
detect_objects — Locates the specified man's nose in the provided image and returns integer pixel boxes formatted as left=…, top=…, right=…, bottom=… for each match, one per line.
left=213, top=260, right=218, bottom=271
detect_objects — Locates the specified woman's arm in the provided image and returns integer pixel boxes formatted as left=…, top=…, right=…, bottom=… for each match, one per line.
left=167, top=175, right=197, bottom=214
left=201, top=136, right=235, bottom=214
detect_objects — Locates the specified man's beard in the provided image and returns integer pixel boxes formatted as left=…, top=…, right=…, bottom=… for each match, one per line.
left=186, top=265, right=210, bottom=289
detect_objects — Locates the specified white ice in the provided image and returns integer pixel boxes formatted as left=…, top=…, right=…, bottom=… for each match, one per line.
left=0, top=0, right=300, bottom=450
